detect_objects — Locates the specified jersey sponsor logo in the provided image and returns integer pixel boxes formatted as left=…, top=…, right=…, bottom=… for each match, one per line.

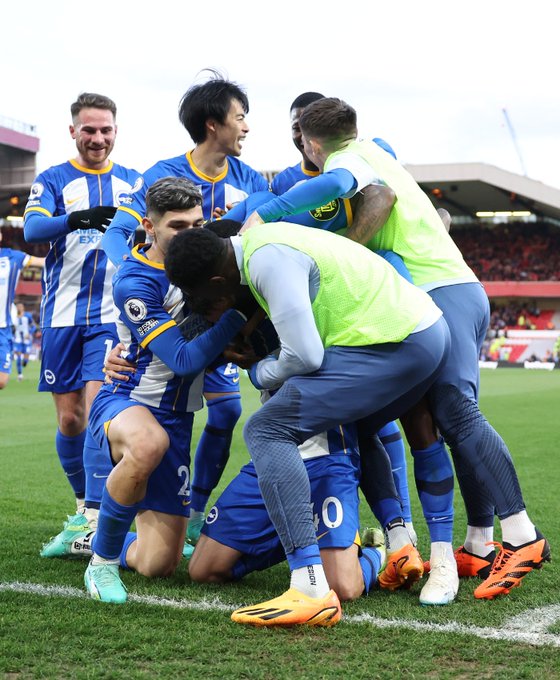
left=28, top=182, right=44, bottom=199
left=137, top=318, right=159, bottom=336
left=309, top=199, right=341, bottom=221
left=43, top=369, right=56, bottom=385
left=205, top=506, right=219, bottom=524
left=124, top=298, right=148, bottom=323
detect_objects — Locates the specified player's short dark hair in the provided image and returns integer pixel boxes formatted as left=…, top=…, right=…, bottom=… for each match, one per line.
left=299, top=97, right=357, bottom=144
left=204, top=219, right=241, bottom=238
left=178, top=69, right=249, bottom=144
left=290, top=92, right=325, bottom=111
left=165, top=228, right=227, bottom=291
left=146, top=177, right=202, bottom=218
left=71, top=93, right=117, bottom=120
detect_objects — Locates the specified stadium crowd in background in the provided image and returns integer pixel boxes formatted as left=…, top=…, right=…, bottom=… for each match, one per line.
left=2, top=74, right=553, bottom=627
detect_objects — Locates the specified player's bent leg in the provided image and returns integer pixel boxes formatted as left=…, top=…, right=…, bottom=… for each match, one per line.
left=321, top=544, right=365, bottom=602
left=188, top=534, right=243, bottom=583
left=125, top=509, right=186, bottom=578
left=0, top=371, right=9, bottom=389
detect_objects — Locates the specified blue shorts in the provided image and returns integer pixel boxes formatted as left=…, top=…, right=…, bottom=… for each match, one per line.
left=88, top=388, right=194, bottom=517
left=203, top=361, right=240, bottom=395
left=0, top=328, right=12, bottom=374
left=13, top=341, right=31, bottom=355
left=39, top=324, right=118, bottom=393
left=202, top=454, right=361, bottom=559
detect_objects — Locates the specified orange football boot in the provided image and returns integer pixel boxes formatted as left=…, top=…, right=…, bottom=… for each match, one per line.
left=378, top=544, right=424, bottom=591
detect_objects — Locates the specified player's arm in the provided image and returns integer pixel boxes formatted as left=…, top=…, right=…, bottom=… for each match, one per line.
left=345, top=183, right=396, bottom=244
left=114, top=280, right=247, bottom=379
left=26, top=255, right=45, bottom=268
left=102, top=207, right=143, bottom=266
left=242, top=169, right=357, bottom=231
left=246, top=245, right=324, bottom=389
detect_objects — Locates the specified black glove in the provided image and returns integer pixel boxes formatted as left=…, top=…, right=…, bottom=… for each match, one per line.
left=67, top=206, right=117, bottom=233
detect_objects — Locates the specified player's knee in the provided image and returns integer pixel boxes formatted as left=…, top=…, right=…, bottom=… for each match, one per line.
left=329, top=577, right=363, bottom=602
left=429, top=384, right=483, bottom=445
left=136, top=556, right=179, bottom=579
left=125, top=426, right=169, bottom=477
left=57, top=410, right=85, bottom=434
left=188, top=560, right=228, bottom=583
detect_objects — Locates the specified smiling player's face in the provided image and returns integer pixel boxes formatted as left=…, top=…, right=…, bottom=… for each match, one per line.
left=70, top=108, right=117, bottom=170
left=213, top=98, right=249, bottom=157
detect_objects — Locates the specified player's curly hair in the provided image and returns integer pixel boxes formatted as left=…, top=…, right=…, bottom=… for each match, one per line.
left=71, top=93, right=117, bottom=120
left=178, top=69, right=249, bottom=144
left=165, top=227, right=227, bottom=292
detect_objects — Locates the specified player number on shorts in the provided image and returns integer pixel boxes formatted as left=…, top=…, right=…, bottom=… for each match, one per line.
left=320, top=496, right=343, bottom=529
left=177, top=465, right=190, bottom=497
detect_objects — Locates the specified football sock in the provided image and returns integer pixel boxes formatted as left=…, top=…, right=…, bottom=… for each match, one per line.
left=464, top=525, right=494, bottom=556
left=411, top=437, right=454, bottom=543
left=55, top=429, right=86, bottom=498
left=287, top=545, right=329, bottom=597
left=119, top=532, right=138, bottom=570
left=385, top=517, right=413, bottom=553
left=378, top=421, right=413, bottom=523
left=429, top=541, right=455, bottom=563
left=190, top=394, right=241, bottom=512
left=84, top=429, right=112, bottom=509
left=91, top=487, right=138, bottom=561
left=359, top=546, right=384, bottom=593
left=16, top=355, right=22, bottom=375
left=500, top=511, right=537, bottom=547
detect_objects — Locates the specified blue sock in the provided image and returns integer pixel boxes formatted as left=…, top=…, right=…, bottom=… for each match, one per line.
left=119, top=532, right=138, bottom=570
left=378, top=421, right=412, bottom=523
left=55, top=429, right=86, bottom=498
left=191, top=394, right=241, bottom=512
left=287, top=544, right=322, bottom=571
left=91, top=487, right=139, bottom=560
left=359, top=546, right=383, bottom=593
left=16, top=356, right=22, bottom=375
left=411, top=437, right=454, bottom=543
left=84, top=428, right=112, bottom=509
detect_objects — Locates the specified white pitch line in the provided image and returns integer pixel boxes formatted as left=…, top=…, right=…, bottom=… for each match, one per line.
left=2, top=581, right=560, bottom=647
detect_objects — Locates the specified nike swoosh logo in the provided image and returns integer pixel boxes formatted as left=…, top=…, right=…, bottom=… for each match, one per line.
left=431, top=516, right=451, bottom=522
left=93, top=473, right=109, bottom=479
left=232, top=377, right=240, bottom=383
left=66, top=197, right=85, bottom=206
left=182, top=500, right=191, bottom=506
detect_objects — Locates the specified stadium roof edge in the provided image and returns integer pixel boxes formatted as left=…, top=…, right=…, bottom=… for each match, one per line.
left=404, top=162, right=560, bottom=222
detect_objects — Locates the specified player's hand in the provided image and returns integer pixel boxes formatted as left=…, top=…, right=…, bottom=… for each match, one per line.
left=67, top=206, right=117, bottom=233
left=211, top=203, right=236, bottom=219
left=223, top=339, right=260, bottom=369
left=103, top=342, right=136, bottom=383
left=239, top=210, right=264, bottom=234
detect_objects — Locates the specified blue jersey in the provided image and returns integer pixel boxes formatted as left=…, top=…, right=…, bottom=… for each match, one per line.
left=271, top=162, right=352, bottom=233
left=103, top=152, right=270, bottom=265
left=0, top=248, right=29, bottom=328
left=108, top=245, right=204, bottom=413
left=23, top=159, right=142, bottom=328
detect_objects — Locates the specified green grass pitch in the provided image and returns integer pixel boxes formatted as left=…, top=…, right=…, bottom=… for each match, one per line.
left=1, top=364, right=559, bottom=678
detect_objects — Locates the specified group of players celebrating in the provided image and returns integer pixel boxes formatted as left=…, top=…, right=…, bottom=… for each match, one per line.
left=22, top=71, right=550, bottom=627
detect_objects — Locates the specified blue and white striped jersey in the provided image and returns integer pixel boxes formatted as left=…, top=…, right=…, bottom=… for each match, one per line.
left=0, top=248, right=29, bottom=328
left=109, top=245, right=204, bottom=412
left=23, top=159, right=142, bottom=328
left=13, top=312, right=35, bottom=343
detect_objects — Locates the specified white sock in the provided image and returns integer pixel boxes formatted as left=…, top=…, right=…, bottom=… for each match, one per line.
left=90, top=553, right=120, bottom=567
left=500, top=512, right=536, bottom=547
left=464, top=525, right=494, bottom=556
left=430, top=541, right=455, bottom=564
left=83, top=507, right=99, bottom=531
left=405, top=522, right=418, bottom=547
left=290, top=564, right=330, bottom=598
left=385, top=522, right=412, bottom=553
left=76, top=498, right=85, bottom=514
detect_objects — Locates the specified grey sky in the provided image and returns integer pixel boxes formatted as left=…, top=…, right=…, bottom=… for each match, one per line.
left=3, top=0, right=558, bottom=187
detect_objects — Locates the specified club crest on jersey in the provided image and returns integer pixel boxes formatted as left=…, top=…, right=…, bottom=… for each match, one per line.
left=116, top=177, right=144, bottom=206
left=309, top=199, right=340, bottom=221
left=124, top=298, right=148, bottom=322
left=28, top=182, right=45, bottom=199
left=205, top=506, right=219, bottom=524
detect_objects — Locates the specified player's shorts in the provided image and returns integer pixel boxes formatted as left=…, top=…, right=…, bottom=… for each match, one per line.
left=203, top=360, right=240, bottom=395
left=13, top=341, right=31, bottom=355
left=39, top=323, right=118, bottom=393
left=0, top=328, right=12, bottom=374
left=202, top=454, right=361, bottom=561
left=89, top=387, right=194, bottom=517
